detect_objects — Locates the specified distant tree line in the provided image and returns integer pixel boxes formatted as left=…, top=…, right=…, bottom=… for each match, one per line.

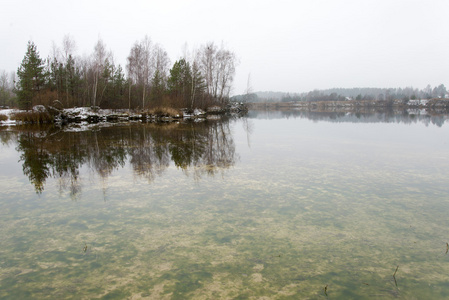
left=0, top=70, right=16, bottom=107
left=7, top=36, right=237, bottom=110
left=298, top=86, right=447, bottom=102
left=232, top=85, right=448, bottom=103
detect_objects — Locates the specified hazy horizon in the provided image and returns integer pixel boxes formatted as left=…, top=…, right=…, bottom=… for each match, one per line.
left=1, top=0, right=448, bottom=95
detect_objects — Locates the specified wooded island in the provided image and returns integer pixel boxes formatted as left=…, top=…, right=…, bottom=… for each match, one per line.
left=3, top=36, right=237, bottom=114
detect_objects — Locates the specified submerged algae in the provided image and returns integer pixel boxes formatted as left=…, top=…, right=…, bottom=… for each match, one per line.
left=1, top=116, right=449, bottom=299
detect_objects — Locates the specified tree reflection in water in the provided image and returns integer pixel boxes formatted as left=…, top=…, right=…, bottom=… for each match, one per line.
left=8, top=108, right=445, bottom=195
left=249, top=108, right=449, bottom=127
left=6, top=119, right=237, bottom=194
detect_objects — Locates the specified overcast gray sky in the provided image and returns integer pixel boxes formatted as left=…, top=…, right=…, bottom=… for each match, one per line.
left=1, top=0, right=448, bottom=95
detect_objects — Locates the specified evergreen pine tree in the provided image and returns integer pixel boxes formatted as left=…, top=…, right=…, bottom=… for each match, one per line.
left=168, top=59, right=192, bottom=107
left=111, top=64, right=126, bottom=107
left=150, top=70, right=165, bottom=106
left=16, top=41, right=47, bottom=109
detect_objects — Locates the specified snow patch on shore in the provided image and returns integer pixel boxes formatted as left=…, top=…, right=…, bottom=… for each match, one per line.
left=0, top=109, right=18, bottom=125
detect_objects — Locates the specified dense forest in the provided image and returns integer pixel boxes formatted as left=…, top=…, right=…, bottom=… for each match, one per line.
left=232, top=85, right=448, bottom=103
left=0, top=36, right=237, bottom=111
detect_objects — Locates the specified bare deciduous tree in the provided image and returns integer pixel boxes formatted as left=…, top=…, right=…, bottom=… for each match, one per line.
left=200, top=42, right=216, bottom=98
left=199, top=42, right=237, bottom=105
left=216, top=47, right=237, bottom=103
left=127, top=35, right=155, bottom=109
left=0, top=70, right=16, bottom=106
left=62, top=35, right=76, bottom=106
left=153, top=44, right=170, bottom=86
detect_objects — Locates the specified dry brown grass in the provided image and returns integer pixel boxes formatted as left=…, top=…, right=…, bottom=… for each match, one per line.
left=148, top=107, right=182, bottom=118
left=0, top=114, right=8, bottom=122
left=35, top=90, right=59, bottom=107
left=10, top=111, right=54, bottom=124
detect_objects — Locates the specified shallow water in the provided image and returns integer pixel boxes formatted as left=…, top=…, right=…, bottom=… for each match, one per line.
left=1, top=111, right=449, bottom=299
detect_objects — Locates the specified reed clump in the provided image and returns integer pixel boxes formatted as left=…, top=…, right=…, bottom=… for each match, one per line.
left=0, top=114, right=8, bottom=122
left=10, top=111, right=54, bottom=124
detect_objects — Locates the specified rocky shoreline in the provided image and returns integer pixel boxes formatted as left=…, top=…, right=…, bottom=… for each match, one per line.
left=0, top=102, right=248, bottom=126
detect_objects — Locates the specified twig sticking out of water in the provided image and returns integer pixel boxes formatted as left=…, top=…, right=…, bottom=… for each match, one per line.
left=393, top=265, right=399, bottom=287
left=324, top=284, right=328, bottom=297
left=393, top=265, right=399, bottom=277
left=446, top=243, right=448, bottom=254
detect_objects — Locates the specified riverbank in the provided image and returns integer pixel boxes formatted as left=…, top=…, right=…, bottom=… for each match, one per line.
left=249, top=98, right=449, bottom=112
left=0, top=103, right=248, bottom=126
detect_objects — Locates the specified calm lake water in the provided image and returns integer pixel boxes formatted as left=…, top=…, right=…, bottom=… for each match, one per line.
left=1, top=110, right=449, bottom=299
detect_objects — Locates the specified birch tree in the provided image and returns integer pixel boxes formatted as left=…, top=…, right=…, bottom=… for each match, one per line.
left=140, top=36, right=153, bottom=109
left=200, top=42, right=217, bottom=98
left=92, top=38, right=108, bottom=108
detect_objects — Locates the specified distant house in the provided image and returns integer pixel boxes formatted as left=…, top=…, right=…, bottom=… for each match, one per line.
left=408, top=99, right=428, bottom=106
